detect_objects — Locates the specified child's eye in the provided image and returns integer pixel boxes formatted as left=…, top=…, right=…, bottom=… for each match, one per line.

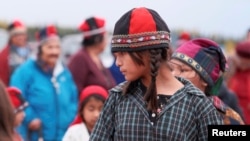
left=88, top=107, right=95, bottom=112
left=180, top=69, right=185, bottom=73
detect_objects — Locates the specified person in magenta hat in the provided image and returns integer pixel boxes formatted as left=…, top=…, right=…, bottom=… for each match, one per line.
left=227, top=40, right=250, bottom=124
left=0, top=20, right=31, bottom=86
left=10, top=25, right=78, bottom=141
left=68, top=16, right=116, bottom=95
left=63, top=85, right=108, bottom=141
left=90, top=7, right=222, bottom=141
left=170, top=38, right=244, bottom=125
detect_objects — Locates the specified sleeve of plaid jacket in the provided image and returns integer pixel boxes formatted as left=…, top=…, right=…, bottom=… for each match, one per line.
left=196, top=96, right=224, bottom=141
left=89, top=91, right=119, bottom=141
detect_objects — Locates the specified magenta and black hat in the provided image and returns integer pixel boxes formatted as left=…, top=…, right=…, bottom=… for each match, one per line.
left=172, top=38, right=227, bottom=87
left=111, top=7, right=171, bottom=52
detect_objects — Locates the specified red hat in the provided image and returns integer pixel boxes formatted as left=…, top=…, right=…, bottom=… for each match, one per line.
left=111, top=7, right=170, bottom=52
left=79, top=85, right=108, bottom=102
left=7, top=20, right=27, bottom=36
left=179, top=31, right=191, bottom=41
left=6, top=87, right=28, bottom=113
left=236, top=41, right=250, bottom=59
left=70, top=85, right=108, bottom=126
left=36, top=25, right=59, bottom=45
left=79, top=16, right=106, bottom=37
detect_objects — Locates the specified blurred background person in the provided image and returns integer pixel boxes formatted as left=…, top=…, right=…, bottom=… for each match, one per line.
left=170, top=38, right=244, bottom=124
left=217, top=81, right=244, bottom=119
left=7, top=86, right=29, bottom=141
left=63, top=85, right=108, bottom=141
left=245, top=28, right=250, bottom=41
left=0, top=80, right=15, bottom=141
left=174, top=31, right=191, bottom=50
left=0, top=20, right=31, bottom=86
left=226, top=39, right=250, bottom=124
left=10, top=25, right=78, bottom=141
left=68, top=16, right=116, bottom=94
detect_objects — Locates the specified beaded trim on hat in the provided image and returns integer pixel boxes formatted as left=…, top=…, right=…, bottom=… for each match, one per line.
left=14, top=102, right=29, bottom=114
left=172, top=52, right=214, bottom=86
left=111, top=31, right=170, bottom=48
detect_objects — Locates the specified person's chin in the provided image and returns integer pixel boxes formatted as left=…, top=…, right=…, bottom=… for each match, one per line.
left=125, top=76, right=137, bottom=82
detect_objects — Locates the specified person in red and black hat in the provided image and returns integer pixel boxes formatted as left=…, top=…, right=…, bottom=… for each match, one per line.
left=7, top=86, right=28, bottom=127
left=0, top=20, right=31, bottom=86
left=68, top=16, right=116, bottom=94
left=170, top=38, right=244, bottom=125
left=63, top=85, right=108, bottom=141
left=227, top=40, right=250, bottom=124
left=10, top=25, right=78, bottom=141
left=90, top=7, right=223, bottom=141
left=6, top=86, right=28, bottom=141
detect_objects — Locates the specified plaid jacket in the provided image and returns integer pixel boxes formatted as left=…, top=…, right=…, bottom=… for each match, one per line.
left=89, top=77, right=223, bottom=141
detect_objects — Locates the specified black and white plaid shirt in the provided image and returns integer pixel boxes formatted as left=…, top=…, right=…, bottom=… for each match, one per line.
left=90, top=77, right=223, bottom=141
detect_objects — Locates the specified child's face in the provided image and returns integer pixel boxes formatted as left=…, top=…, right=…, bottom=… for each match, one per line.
left=14, top=111, right=25, bottom=127
left=114, top=52, right=149, bottom=81
left=82, top=97, right=104, bottom=132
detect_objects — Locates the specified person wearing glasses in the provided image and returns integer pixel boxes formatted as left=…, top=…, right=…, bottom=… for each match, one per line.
left=170, top=38, right=244, bottom=125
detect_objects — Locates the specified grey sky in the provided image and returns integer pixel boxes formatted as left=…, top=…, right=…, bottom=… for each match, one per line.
left=0, top=0, right=249, bottom=39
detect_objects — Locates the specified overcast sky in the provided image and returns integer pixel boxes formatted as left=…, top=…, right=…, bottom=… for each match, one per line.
left=0, top=0, right=249, bottom=39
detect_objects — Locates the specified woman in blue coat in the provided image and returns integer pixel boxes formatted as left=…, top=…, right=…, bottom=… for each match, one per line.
left=10, top=25, right=78, bottom=141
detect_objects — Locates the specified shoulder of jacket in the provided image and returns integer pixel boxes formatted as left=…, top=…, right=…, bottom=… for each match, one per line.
left=109, top=81, right=128, bottom=93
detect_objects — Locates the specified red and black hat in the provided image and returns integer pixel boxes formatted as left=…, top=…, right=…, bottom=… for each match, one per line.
left=79, top=16, right=106, bottom=38
left=6, top=87, right=28, bottom=113
left=36, top=25, right=59, bottom=43
left=7, top=20, right=27, bottom=36
left=111, top=7, right=170, bottom=52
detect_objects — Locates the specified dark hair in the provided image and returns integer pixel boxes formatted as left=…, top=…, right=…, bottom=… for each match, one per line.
left=37, top=44, right=42, bottom=56
left=0, top=80, right=15, bottom=141
left=82, top=34, right=104, bottom=47
left=79, top=94, right=106, bottom=122
left=123, top=48, right=168, bottom=112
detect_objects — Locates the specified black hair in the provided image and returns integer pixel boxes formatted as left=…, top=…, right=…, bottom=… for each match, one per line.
left=122, top=48, right=168, bottom=112
left=82, top=34, right=104, bottom=47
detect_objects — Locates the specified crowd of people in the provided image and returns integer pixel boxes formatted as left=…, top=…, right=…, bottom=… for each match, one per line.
left=0, top=6, right=249, bottom=141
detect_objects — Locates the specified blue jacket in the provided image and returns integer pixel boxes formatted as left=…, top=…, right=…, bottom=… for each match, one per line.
left=10, top=59, right=78, bottom=141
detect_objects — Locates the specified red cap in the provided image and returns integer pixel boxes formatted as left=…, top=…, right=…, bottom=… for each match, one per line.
left=79, top=17, right=106, bottom=37
left=79, top=85, right=108, bottom=102
left=179, top=31, right=191, bottom=41
left=8, top=20, right=27, bottom=36
left=36, top=25, right=58, bottom=41
left=236, top=41, right=250, bottom=59
left=6, top=87, right=28, bottom=113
